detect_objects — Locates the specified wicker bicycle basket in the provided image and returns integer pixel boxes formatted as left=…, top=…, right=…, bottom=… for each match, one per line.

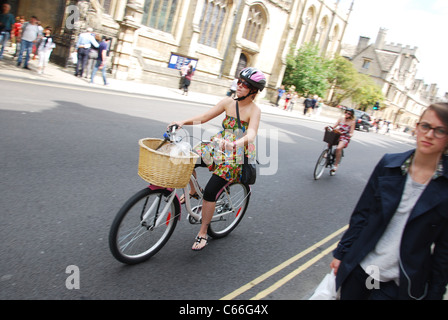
left=138, top=138, right=199, bottom=188
left=323, top=128, right=341, bottom=146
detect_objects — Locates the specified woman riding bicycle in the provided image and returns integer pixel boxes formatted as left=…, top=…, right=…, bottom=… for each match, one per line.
left=328, top=108, right=356, bottom=175
left=169, top=67, right=266, bottom=251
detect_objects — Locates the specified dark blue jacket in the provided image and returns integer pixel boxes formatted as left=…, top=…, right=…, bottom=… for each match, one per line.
left=334, top=149, right=448, bottom=300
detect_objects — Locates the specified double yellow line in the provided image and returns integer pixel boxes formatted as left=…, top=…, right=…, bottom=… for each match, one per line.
left=220, top=225, right=348, bottom=300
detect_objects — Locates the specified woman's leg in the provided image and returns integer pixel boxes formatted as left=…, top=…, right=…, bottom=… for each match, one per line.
left=179, top=169, right=199, bottom=204
left=101, top=64, right=108, bottom=85
left=90, top=60, right=100, bottom=83
left=334, top=140, right=346, bottom=169
left=192, top=174, right=228, bottom=250
left=192, top=200, right=215, bottom=250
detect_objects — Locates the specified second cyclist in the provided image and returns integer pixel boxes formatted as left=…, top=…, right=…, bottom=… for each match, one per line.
left=329, top=108, right=356, bottom=175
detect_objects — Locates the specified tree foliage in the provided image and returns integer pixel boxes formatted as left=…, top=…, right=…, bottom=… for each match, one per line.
left=283, top=43, right=333, bottom=97
left=351, top=74, right=384, bottom=111
left=283, top=44, right=384, bottom=110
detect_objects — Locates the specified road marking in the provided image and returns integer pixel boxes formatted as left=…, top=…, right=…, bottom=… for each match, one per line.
left=220, top=225, right=348, bottom=300
left=250, top=241, right=338, bottom=300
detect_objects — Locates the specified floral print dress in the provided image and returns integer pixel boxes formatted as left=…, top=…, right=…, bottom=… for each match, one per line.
left=335, top=123, right=352, bottom=146
left=193, top=115, right=255, bottom=182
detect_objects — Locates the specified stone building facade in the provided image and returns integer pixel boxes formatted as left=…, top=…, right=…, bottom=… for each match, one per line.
left=344, top=28, right=445, bottom=127
left=11, top=0, right=352, bottom=101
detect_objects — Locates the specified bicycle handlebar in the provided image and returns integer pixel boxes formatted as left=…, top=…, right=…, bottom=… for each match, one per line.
left=163, top=124, right=180, bottom=142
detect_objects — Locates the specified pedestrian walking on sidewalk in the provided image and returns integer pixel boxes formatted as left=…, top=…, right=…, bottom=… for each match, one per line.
left=16, top=16, right=41, bottom=70
left=75, top=27, right=99, bottom=77
left=182, top=63, right=194, bottom=95
left=179, top=61, right=189, bottom=90
left=303, top=95, right=313, bottom=115
left=12, top=16, right=24, bottom=57
left=275, top=85, right=285, bottom=107
left=90, top=36, right=110, bottom=85
left=330, top=102, right=448, bottom=300
left=0, top=3, right=15, bottom=60
left=37, top=26, right=55, bottom=75
left=85, top=34, right=101, bottom=79
left=227, top=78, right=238, bottom=98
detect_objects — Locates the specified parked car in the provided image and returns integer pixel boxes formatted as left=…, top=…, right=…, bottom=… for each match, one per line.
left=354, top=110, right=372, bottom=132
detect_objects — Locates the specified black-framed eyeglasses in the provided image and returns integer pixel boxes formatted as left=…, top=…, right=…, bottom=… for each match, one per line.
left=237, top=79, right=251, bottom=89
left=417, top=122, right=448, bottom=139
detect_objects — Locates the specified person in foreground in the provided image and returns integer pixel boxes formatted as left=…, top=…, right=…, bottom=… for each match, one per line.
left=330, top=102, right=448, bottom=300
left=169, top=67, right=265, bottom=251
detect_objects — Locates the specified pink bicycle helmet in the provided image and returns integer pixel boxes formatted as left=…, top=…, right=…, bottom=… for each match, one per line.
left=239, top=67, right=266, bottom=92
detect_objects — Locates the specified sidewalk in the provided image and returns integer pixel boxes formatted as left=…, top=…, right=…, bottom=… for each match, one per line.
left=0, top=48, right=336, bottom=122
left=0, top=48, right=415, bottom=144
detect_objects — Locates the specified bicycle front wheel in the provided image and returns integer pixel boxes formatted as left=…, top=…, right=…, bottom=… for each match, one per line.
left=207, top=183, right=250, bottom=239
left=314, top=149, right=329, bottom=180
left=109, top=187, right=179, bottom=264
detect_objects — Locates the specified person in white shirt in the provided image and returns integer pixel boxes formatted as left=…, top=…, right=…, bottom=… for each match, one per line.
left=17, top=16, right=41, bottom=69
left=75, top=27, right=99, bottom=77
left=37, top=26, right=55, bottom=74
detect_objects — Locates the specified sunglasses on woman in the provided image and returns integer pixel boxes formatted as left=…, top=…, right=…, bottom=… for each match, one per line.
left=237, top=79, right=251, bottom=89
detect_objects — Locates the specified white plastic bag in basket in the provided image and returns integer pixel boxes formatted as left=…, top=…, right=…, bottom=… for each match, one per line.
left=170, top=142, right=191, bottom=157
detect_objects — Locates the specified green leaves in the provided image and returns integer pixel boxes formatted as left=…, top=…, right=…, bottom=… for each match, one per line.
left=284, top=44, right=384, bottom=110
left=284, top=43, right=332, bottom=97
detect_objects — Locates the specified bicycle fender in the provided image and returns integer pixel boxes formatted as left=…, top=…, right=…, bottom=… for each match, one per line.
left=147, top=185, right=182, bottom=219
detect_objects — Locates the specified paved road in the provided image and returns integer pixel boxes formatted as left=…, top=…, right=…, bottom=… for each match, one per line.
left=0, top=77, right=415, bottom=301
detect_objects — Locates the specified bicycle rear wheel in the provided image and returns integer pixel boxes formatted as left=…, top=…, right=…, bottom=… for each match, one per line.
left=109, top=187, right=179, bottom=264
left=314, top=149, right=329, bottom=180
left=207, top=183, right=250, bottom=239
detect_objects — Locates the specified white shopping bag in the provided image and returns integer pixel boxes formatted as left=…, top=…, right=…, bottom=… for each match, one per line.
left=70, top=52, right=78, bottom=64
left=309, top=269, right=337, bottom=300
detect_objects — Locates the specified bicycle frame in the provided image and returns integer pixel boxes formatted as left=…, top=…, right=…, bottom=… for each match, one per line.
left=144, top=172, right=250, bottom=229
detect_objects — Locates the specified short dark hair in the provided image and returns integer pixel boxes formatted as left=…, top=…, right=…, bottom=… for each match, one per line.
left=420, top=103, right=448, bottom=128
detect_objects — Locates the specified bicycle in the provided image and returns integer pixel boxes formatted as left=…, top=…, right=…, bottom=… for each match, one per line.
left=313, top=126, right=344, bottom=180
left=109, top=126, right=251, bottom=264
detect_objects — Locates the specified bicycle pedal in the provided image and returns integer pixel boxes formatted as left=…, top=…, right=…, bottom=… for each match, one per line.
left=188, top=214, right=200, bottom=224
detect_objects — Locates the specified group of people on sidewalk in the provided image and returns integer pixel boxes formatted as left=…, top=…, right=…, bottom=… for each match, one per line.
left=0, top=5, right=55, bottom=74
left=0, top=4, right=110, bottom=84
left=275, top=85, right=323, bottom=116
left=74, top=27, right=111, bottom=85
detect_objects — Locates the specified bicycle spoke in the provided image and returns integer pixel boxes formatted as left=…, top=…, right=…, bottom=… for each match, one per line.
left=207, top=183, right=250, bottom=238
left=109, top=188, right=179, bottom=264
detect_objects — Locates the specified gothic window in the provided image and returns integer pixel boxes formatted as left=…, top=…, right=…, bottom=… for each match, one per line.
left=99, top=0, right=119, bottom=17
left=235, top=53, right=248, bottom=78
left=243, top=5, right=266, bottom=44
left=101, top=0, right=112, bottom=14
left=317, top=16, right=328, bottom=47
left=303, top=6, right=316, bottom=44
left=142, top=0, right=179, bottom=33
left=199, top=0, right=229, bottom=48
